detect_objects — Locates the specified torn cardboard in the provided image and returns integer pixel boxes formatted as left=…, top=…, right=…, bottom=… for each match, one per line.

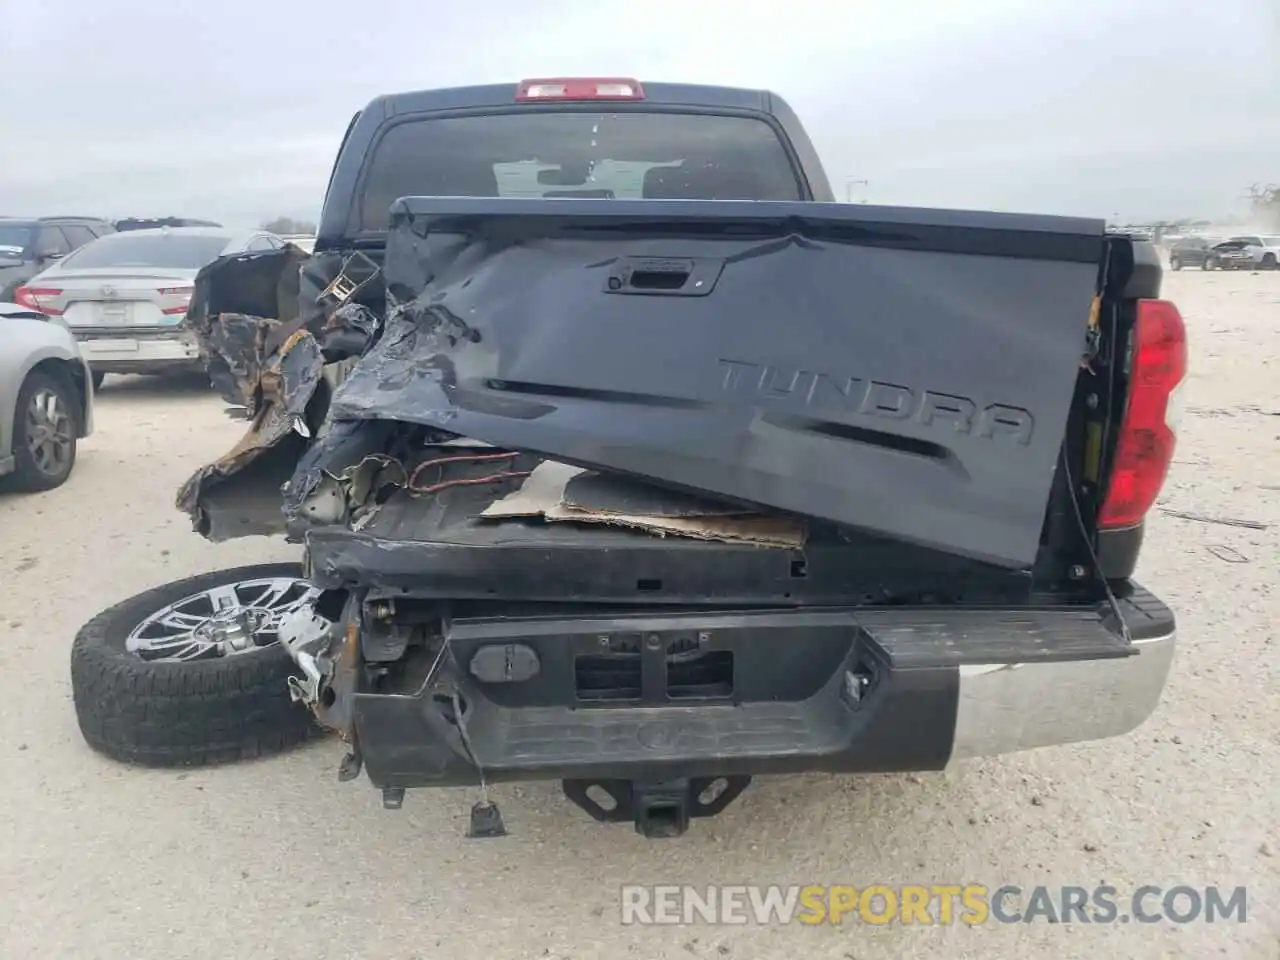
left=480, top=462, right=806, bottom=549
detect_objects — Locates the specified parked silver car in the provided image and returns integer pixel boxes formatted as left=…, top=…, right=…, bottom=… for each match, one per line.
left=15, top=226, right=286, bottom=387
left=0, top=302, right=95, bottom=492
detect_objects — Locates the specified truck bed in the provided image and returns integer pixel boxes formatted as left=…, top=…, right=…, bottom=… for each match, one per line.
left=303, top=456, right=1031, bottom=604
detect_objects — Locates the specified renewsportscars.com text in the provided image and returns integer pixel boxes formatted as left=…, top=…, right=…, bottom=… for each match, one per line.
left=620, top=884, right=1248, bottom=926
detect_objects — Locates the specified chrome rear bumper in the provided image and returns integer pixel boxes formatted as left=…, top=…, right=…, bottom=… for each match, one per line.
left=950, top=629, right=1176, bottom=761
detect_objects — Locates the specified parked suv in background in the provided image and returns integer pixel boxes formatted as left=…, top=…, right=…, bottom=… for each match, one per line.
left=0, top=216, right=115, bottom=302
left=1168, top=236, right=1212, bottom=270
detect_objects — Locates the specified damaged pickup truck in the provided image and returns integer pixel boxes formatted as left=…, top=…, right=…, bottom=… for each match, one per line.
left=174, top=78, right=1186, bottom=837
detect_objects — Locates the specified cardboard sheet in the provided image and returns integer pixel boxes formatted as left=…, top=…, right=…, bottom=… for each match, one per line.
left=480, top=462, right=806, bottom=549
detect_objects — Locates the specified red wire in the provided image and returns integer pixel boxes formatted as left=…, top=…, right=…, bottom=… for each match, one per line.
left=408, top=470, right=532, bottom=497
left=406, top=450, right=526, bottom=497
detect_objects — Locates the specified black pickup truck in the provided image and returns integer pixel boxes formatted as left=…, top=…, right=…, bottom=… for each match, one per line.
left=177, top=78, right=1184, bottom=837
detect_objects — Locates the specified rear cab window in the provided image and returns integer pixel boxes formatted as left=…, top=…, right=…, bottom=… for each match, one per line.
left=62, top=232, right=232, bottom=270
left=356, top=111, right=805, bottom=232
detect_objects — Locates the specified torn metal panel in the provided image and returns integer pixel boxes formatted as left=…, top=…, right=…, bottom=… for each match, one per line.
left=280, top=418, right=407, bottom=526
left=186, top=244, right=383, bottom=410
left=185, top=245, right=308, bottom=410
left=175, top=323, right=325, bottom=539
left=177, top=244, right=390, bottom=540
left=279, top=591, right=363, bottom=738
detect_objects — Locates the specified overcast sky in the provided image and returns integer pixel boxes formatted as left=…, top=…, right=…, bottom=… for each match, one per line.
left=2, top=0, right=1276, bottom=227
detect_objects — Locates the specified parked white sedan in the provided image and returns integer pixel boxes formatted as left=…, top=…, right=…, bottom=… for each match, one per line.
left=0, top=302, right=95, bottom=492
left=14, top=226, right=286, bottom=388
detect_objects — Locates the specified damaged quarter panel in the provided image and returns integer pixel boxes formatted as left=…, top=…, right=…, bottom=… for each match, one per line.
left=329, top=197, right=1105, bottom=569
left=177, top=244, right=385, bottom=539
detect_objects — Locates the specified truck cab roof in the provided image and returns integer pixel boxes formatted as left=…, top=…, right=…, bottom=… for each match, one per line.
left=317, top=78, right=835, bottom=243
left=369, top=80, right=785, bottom=116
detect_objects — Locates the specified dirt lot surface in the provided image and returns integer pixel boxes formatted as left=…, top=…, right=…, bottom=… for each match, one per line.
left=1, top=269, right=1277, bottom=959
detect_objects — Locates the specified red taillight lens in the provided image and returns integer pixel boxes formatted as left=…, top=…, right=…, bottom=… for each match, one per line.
left=515, top=77, right=645, bottom=101
left=13, top=286, right=64, bottom=316
left=1097, top=298, right=1188, bottom=530
left=158, top=285, right=194, bottom=316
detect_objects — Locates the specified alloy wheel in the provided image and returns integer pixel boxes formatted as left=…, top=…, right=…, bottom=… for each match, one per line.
left=125, top=577, right=320, bottom=662
left=25, top=387, right=75, bottom=477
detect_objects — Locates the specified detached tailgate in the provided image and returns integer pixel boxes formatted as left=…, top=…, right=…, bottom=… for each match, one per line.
left=333, top=198, right=1105, bottom=569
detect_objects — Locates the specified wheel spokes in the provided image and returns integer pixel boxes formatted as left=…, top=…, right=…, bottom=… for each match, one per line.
left=126, top=577, right=314, bottom=662
left=25, top=389, right=72, bottom=473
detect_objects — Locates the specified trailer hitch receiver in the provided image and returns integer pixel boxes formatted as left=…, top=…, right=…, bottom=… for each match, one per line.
left=562, top=776, right=751, bottom=838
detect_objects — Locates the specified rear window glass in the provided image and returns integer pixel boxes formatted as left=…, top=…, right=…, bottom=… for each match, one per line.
left=0, top=224, right=34, bottom=257
left=61, top=232, right=231, bottom=270
left=358, top=111, right=803, bottom=231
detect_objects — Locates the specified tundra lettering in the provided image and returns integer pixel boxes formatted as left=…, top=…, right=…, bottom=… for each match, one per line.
left=717, top=358, right=1035, bottom=445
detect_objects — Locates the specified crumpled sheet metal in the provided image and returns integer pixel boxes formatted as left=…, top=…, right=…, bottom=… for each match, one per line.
left=175, top=329, right=325, bottom=537
left=186, top=245, right=383, bottom=411
left=343, top=454, right=409, bottom=508
left=186, top=246, right=309, bottom=410
left=196, top=312, right=273, bottom=410
left=177, top=244, right=388, bottom=539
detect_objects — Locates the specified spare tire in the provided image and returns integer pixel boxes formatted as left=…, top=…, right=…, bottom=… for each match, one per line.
left=71, top=563, right=324, bottom=767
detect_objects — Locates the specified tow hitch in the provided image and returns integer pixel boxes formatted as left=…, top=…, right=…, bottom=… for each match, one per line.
left=563, top=776, right=752, bottom=838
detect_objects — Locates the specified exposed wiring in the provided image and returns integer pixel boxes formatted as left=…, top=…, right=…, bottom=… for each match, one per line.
left=452, top=689, right=493, bottom=807
left=409, top=471, right=532, bottom=497
left=1062, top=246, right=1129, bottom=643
left=1059, top=445, right=1132, bottom=645
left=423, top=631, right=451, bottom=688
left=406, top=450, right=530, bottom=498
left=407, top=450, right=519, bottom=485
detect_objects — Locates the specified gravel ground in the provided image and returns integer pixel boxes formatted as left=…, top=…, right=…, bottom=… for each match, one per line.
left=1, top=268, right=1277, bottom=959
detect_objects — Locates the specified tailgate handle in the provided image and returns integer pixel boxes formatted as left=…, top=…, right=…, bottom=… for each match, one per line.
left=604, top=257, right=724, bottom=297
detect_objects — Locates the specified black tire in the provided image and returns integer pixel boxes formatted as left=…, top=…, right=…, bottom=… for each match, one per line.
left=91, top=369, right=106, bottom=390
left=1263, top=254, right=1277, bottom=271
left=70, top=563, right=321, bottom=767
left=3, top=368, right=79, bottom=492
left=1170, top=256, right=1181, bottom=271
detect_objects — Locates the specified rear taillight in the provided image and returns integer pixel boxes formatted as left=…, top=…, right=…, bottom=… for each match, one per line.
left=515, top=77, right=645, bottom=102
left=158, top=285, right=193, bottom=316
left=13, top=286, right=64, bottom=316
left=1097, top=298, right=1188, bottom=530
